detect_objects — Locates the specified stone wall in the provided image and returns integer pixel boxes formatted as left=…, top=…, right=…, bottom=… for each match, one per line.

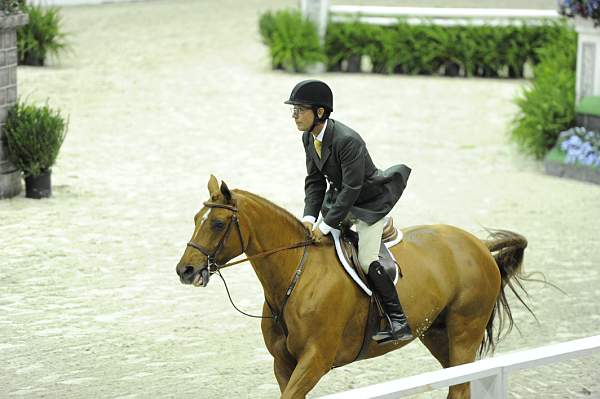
left=0, top=13, right=28, bottom=199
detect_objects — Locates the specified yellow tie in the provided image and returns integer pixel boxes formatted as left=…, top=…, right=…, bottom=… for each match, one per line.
left=314, top=139, right=322, bottom=158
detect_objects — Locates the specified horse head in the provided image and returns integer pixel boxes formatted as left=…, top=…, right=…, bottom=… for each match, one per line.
left=176, top=175, right=247, bottom=287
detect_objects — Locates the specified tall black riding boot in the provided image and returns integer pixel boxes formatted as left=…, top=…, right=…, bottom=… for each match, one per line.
left=367, top=261, right=413, bottom=342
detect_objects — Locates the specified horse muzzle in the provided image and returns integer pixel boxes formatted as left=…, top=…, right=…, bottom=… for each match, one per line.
left=177, top=265, right=211, bottom=287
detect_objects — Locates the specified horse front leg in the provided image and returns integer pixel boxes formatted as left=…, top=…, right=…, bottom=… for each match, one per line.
left=261, top=305, right=298, bottom=394
left=281, top=340, right=337, bottom=399
left=274, top=355, right=296, bottom=393
left=270, top=333, right=297, bottom=393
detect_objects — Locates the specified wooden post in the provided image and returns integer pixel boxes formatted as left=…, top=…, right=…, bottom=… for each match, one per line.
left=470, top=371, right=508, bottom=399
left=301, top=0, right=329, bottom=73
left=301, top=0, right=329, bottom=41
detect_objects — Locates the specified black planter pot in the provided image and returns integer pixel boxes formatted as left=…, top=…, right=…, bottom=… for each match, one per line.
left=25, top=169, right=52, bottom=199
left=444, top=62, right=461, bottom=77
left=22, top=52, right=45, bottom=67
left=346, top=55, right=361, bottom=73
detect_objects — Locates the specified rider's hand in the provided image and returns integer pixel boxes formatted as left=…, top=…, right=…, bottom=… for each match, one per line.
left=312, top=226, right=327, bottom=244
left=303, top=222, right=314, bottom=239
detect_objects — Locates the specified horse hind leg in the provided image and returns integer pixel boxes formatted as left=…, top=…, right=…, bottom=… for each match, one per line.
left=419, top=309, right=450, bottom=368
left=420, top=309, right=485, bottom=399
left=444, top=309, right=492, bottom=399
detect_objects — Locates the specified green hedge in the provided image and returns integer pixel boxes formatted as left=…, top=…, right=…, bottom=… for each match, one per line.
left=259, top=12, right=569, bottom=78
left=325, top=20, right=568, bottom=78
left=510, top=26, right=577, bottom=159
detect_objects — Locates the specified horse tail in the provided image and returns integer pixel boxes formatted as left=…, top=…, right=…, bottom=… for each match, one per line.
left=479, top=229, right=536, bottom=356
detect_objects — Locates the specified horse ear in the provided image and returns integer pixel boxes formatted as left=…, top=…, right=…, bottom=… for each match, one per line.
left=221, top=181, right=232, bottom=202
left=208, top=175, right=220, bottom=199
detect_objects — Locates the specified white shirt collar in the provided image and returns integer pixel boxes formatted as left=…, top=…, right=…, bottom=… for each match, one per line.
left=312, top=119, right=328, bottom=142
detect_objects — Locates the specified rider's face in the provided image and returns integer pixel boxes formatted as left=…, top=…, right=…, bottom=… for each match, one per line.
left=291, top=104, right=314, bottom=132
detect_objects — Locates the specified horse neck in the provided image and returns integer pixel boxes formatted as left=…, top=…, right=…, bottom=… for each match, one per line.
left=237, top=192, right=307, bottom=309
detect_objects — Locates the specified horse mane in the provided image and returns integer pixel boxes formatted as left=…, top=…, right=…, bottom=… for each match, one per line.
left=232, top=189, right=308, bottom=236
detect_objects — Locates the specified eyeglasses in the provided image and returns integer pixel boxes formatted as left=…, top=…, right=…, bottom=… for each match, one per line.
left=291, top=105, right=311, bottom=118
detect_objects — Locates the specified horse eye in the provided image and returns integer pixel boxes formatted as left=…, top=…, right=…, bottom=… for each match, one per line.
left=212, top=220, right=225, bottom=230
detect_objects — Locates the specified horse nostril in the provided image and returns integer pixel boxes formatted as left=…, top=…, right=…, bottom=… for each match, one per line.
left=176, top=265, right=195, bottom=277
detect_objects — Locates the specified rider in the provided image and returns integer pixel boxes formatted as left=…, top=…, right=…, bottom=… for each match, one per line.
left=285, top=79, right=413, bottom=342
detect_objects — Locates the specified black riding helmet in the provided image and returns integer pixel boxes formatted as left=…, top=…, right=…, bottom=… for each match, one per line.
left=285, top=80, right=333, bottom=112
left=285, top=80, right=333, bottom=133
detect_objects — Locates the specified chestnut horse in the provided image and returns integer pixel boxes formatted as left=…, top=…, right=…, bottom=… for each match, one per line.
left=176, top=176, right=532, bottom=399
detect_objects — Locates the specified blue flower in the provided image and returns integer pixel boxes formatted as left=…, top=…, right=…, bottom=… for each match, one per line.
left=580, top=141, right=593, bottom=155
left=556, top=126, right=600, bottom=167
left=582, top=152, right=598, bottom=166
left=569, top=135, right=583, bottom=147
left=560, top=0, right=600, bottom=23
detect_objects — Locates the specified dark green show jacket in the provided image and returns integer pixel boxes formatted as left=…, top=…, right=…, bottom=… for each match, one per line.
left=302, top=119, right=411, bottom=227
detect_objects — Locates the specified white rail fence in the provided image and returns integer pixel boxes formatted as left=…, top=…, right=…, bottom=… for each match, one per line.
left=28, top=0, right=138, bottom=5
left=329, top=5, right=561, bottom=27
left=319, top=335, right=600, bottom=399
left=301, top=1, right=563, bottom=42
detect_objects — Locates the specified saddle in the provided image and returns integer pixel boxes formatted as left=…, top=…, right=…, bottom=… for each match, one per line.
left=339, top=216, right=401, bottom=285
left=334, top=217, right=406, bottom=364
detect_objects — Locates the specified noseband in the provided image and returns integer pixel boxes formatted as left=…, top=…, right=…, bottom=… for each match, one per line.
left=186, top=201, right=245, bottom=273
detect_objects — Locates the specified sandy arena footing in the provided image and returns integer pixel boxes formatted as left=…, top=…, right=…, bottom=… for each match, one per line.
left=1, top=1, right=599, bottom=398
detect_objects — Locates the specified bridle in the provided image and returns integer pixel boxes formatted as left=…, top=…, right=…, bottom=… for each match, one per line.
left=186, top=201, right=246, bottom=274
left=187, top=201, right=313, bottom=273
left=185, top=200, right=314, bottom=332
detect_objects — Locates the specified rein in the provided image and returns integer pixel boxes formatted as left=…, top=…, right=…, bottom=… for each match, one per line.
left=186, top=201, right=314, bottom=328
left=212, top=240, right=314, bottom=271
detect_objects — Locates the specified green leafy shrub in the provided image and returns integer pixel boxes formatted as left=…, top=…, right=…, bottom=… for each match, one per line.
left=324, top=21, right=382, bottom=71
left=510, top=25, right=577, bottom=159
left=391, top=22, right=443, bottom=75
left=258, top=9, right=325, bottom=72
left=259, top=12, right=567, bottom=77
left=4, top=101, right=68, bottom=177
left=324, top=20, right=567, bottom=78
left=258, top=10, right=276, bottom=49
left=17, top=2, right=68, bottom=66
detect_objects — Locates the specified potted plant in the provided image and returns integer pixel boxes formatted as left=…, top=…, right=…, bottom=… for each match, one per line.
left=258, top=9, right=325, bottom=72
left=4, top=100, right=68, bottom=198
left=16, top=2, right=68, bottom=66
